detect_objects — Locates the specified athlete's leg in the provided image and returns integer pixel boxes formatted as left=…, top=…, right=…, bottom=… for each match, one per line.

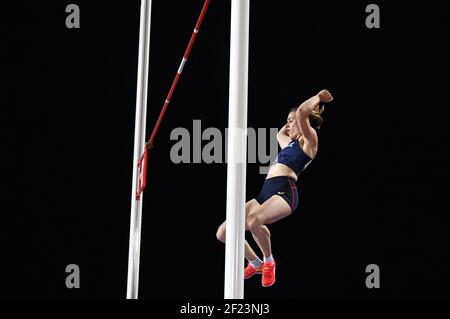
left=247, top=196, right=292, bottom=258
left=246, top=195, right=292, bottom=287
left=216, top=199, right=261, bottom=261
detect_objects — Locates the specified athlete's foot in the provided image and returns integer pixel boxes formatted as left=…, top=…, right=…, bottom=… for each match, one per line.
left=244, top=263, right=263, bottom=279
left=261, top=261, right=276, bottom=287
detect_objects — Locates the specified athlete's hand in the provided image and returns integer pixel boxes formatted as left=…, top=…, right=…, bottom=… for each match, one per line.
left=318, top=90, right=333, bottom=103
left=279, top=124, right=289, bottom=136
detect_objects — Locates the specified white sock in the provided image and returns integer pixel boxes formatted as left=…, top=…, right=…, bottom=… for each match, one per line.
left=264, top=255, right=274, bottom=263
left=249, top=258, right=263, bottom=268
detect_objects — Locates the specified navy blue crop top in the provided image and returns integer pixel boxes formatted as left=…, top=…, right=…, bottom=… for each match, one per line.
left=272, top=139, right=313, bottom=176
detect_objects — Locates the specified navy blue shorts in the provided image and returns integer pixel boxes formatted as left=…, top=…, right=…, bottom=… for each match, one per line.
left=255, top=176, right=299, bottom=212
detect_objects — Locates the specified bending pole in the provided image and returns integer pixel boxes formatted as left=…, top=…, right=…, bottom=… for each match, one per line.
left=127, top=0, right=152, bottom=299
left=224, top=0, right=250, bottom=299
left=148, top=0, right=211, bottom=146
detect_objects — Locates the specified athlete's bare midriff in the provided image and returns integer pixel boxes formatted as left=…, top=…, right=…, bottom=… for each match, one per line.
left=266, top=163, right=298, bottom=181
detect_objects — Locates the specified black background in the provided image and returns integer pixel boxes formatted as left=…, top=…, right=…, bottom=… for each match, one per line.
left=2, top=0, right=448, bottom=299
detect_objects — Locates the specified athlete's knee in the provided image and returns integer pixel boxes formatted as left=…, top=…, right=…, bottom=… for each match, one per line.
left=247, top=214, right=263, bottom=232
left=216, top=224, right=226, bottom=243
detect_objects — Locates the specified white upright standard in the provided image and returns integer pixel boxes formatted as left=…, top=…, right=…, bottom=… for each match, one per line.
left=224, top=0, right=250, bottom=299
left=127, top=0, right=152, bottom=299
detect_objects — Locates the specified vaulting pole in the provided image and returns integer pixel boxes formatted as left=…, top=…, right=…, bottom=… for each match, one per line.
left=148, top=0, right=211, bottom=146
left=224, top=0, right=250, bottom=299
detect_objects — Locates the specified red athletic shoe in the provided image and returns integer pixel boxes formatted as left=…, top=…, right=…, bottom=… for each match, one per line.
left=244, top=263, right=263, bottom=279
left=262, top=261, right=276, bottom=287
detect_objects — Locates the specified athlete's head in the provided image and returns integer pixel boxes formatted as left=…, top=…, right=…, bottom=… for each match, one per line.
left=286, top=109, right=301, bottom=139
left=287, top=105, right=325, bottom=136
